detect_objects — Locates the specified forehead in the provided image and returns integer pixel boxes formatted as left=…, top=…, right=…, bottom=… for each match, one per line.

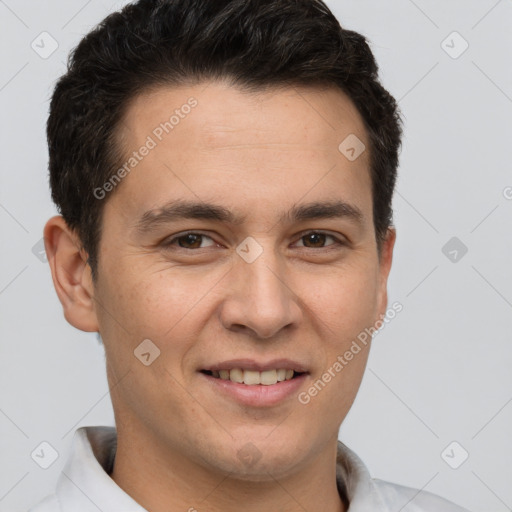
left=119, top=81, right=367, bottom=151
left=107, top=81, right=372, bottom=228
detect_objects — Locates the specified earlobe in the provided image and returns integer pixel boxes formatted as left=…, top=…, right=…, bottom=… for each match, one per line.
left=43, top=215, right=99, bottom=332
left=376, top=227, right=396, bottom=320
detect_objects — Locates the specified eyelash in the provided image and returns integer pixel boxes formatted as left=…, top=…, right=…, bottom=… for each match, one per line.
left=161, top=230, right=346, bottom=251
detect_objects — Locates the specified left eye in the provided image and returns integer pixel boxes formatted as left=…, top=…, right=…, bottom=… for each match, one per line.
left=294, top=232, right=340, bottom=248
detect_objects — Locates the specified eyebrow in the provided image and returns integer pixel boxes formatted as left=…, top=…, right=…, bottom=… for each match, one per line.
left=133, top=198, right=365, bottom=234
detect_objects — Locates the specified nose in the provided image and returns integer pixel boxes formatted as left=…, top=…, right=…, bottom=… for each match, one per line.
left=218, top=244, right=303, bottom=339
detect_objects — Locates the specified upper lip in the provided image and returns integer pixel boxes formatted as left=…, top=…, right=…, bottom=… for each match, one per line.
left=201, top=358, right=309, bottom=373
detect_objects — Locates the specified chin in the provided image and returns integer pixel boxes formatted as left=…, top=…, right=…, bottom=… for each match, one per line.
left=210, top=438, right=307, bottom=481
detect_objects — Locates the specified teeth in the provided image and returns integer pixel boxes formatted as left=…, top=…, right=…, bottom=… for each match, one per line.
left=260, top=370, right=278, bottom=385
left=244, top=370, right=261, bottom=385
left=213, top=368, right=298, bottom=385
left=229, top=368, right=243, bottom=383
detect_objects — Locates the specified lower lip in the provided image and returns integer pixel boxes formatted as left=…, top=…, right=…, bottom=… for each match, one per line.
left=199, top=372, right=308, bottom=407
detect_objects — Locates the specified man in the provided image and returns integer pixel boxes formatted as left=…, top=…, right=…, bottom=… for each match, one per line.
left=30, top=0, right=470, bottom=510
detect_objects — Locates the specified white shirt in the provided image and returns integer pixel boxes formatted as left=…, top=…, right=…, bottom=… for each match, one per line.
left=28, top=426, right=470, bottom=511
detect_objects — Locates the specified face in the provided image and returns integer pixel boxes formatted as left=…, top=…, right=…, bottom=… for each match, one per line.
left=54, top=81, right=395, bottom=480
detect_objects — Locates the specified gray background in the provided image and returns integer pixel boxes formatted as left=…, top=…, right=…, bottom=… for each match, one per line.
left=1, top=0, right=511, bottom=511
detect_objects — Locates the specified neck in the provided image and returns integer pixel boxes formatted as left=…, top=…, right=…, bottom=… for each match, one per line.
left=109, top=423, right=347, bottom=512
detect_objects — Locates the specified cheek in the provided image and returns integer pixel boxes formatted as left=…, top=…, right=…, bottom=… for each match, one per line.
left=298, top=271, right=375, bottom=423
left=98, top=260, right=206, bottom=338
left=300, top=262, right=380, bottom=341
left=96, top=261, right=226, bottom=387
left=98, top=268, right=201, bottom=419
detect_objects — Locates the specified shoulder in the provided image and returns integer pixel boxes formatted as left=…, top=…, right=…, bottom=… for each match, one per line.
left=27, top=493, right=60, bottom=512
left=372, top=478, right=471, bottom=512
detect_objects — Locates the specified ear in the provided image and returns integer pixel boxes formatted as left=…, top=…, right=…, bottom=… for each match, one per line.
left=375, top=227, right=396, bottom=321
left=43, top=215, right=99, bottom=332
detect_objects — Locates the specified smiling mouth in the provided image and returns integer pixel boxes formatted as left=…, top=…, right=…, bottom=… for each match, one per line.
left=200, top=369, right=306, bottom=386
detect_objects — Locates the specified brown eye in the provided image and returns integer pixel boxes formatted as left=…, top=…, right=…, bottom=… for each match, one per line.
left=162, top=232, right=216, bottom=250
left=176, top=234, right=203, bottom=248
left=302, top=233, right=327, bottom=248
left=296, top=231, right=341, bottom=249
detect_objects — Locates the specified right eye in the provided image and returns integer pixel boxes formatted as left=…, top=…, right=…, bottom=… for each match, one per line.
left=160, top=232, right=218, bottom=250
